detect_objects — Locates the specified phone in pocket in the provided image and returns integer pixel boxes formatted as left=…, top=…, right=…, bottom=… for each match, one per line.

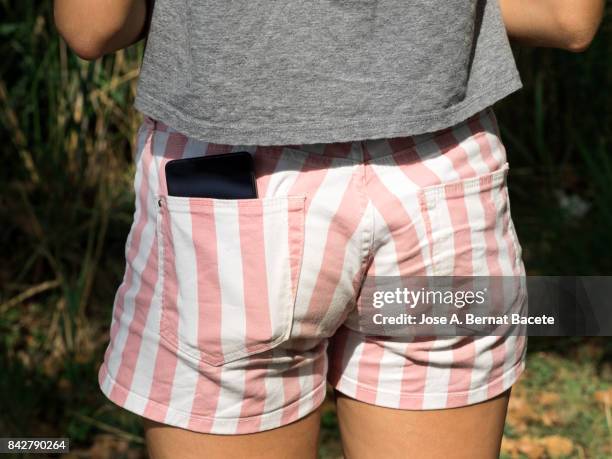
left=165, top=151, right=258, bottom=199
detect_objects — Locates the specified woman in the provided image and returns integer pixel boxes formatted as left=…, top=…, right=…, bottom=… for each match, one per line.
left=54, top=1, right=604, bottom=458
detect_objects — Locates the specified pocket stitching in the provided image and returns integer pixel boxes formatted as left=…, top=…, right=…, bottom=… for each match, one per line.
left=421, top=163, right=510, bottom=206
left=157, top=200, right=169, bottom=337
left=418, top=190, right=439, bottom=276
left=420, top=164, right=513, bottom=276
left=163, top=194, right=307, bottom=210
left=157, top=194, right=306, bottom=366
left=502, top=187, right=523, bottom=270
left=508, top=218, right=523, bottom=271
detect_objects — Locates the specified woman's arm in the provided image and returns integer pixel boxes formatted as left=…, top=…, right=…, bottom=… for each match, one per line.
left=53, top=0, right=152, bottom=60
left=499, top=0, right=605, bottom=52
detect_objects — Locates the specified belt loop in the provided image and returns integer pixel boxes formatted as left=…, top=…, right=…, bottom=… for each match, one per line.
left=487, top=106, right=501, bottom=138
left=143, top=114, right=157, bottom=131
left=361, top=140, right=371, bottom=162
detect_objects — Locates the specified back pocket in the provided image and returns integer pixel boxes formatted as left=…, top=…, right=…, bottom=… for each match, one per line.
left=417, top=162, right=523, bottom=277
left=157, top=194, right=306, bottom=366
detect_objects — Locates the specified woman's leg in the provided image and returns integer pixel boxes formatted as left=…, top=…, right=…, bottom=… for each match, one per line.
left=144, top=403, right=323, bottom=459
left=335, top=388, right=511, bottom=459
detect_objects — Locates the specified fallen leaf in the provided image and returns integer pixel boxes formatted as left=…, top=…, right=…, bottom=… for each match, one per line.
left=517, top=436, right=546, bottom=459
left=507, top=396, right=539, bottom=431
left=538, top=391, right=561, bottom=406
left=501, top=437, right=519, bottom=458
left=540, top=435, right=574, bottom=458
left=540, top=411, right=562, bottom=427
left=594, top=388, right=612, bottom=405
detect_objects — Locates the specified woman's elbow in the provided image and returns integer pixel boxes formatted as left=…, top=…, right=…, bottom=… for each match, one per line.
left=53, top=10, right=109, bottom=60
left=563, top=26, right=598, bottom=53
left=60, top=33, right=108, bottom=60
left=557, top=6, right=604, bottom=53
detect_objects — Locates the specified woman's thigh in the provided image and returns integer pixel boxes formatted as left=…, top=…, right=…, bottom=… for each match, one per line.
left=335, top=388, right=511, bottom=459
left=143, top=403, right=323, bottom=459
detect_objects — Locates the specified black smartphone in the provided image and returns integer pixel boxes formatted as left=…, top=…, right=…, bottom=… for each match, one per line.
left=165, top=151, right=258, bottom=199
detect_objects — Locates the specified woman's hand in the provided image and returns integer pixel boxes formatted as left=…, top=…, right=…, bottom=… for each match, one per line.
left=499, top=0, right=605, bottom=52
left=53, top=0, right=152, bottom=60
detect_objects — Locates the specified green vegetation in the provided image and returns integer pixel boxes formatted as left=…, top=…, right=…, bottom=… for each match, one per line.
left=1, top=1, right=610, bottom=458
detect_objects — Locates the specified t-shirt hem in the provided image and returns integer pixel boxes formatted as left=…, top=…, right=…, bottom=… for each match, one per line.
left=134, top=77, right=523, bottom=146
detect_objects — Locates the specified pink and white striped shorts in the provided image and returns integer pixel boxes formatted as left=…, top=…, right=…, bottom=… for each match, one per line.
left=99, top=106, right=527, bottom=434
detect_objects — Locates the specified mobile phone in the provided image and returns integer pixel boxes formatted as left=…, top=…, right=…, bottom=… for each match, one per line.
left=165, top=151, right=258, bottom=199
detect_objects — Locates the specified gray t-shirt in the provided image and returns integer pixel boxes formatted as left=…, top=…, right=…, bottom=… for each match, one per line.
left=135, top=0, right=522, bottom=146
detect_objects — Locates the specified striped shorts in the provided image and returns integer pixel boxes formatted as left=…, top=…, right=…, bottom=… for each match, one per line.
left=98, top=106, right=527, bottom=434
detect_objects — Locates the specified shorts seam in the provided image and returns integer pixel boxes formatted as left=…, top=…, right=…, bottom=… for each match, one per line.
left=159, top=194, right=308, bottom=210
left=420, top=162, right=510, bottom=203
left=366, top=110, right=493, bottom=164
left=99, top=363, right=328, bottom=427
left=331, top=353, right=526, bottom=403
left=378, top=128, right=490, bottom=165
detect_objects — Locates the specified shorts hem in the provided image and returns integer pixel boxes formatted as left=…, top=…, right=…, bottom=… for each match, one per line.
left=98, top=363, right=328, bottom=434
left=330, top=355, right=526, bottom=410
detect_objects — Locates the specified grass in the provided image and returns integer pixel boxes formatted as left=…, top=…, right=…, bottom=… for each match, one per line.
left=499, top=338, right=612, bottom=459
left=0, top=1, right=611, bottom=458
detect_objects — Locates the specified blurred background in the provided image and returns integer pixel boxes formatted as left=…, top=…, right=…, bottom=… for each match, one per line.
left=0, top=2, right=610, bottom=458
